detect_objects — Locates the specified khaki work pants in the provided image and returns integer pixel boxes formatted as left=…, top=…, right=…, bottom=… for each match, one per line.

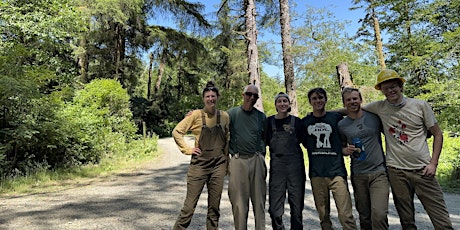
left=388, top=167, right=453, bottom=230
left=310, top=176, right=357, bottom=230
left=228, top=153, right=267, bottom=230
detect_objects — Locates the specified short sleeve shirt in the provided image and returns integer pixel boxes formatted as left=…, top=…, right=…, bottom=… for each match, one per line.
left=364, top=98, right=437, bottom=169
left=338, top=111, right=386, bottom=174
left=227, top=106, right=267, bottom=155
left=302, top=112, right=347, bottom=178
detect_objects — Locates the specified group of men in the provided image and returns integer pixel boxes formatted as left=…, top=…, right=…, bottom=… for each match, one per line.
left=178, top=69, right=454, bottom=230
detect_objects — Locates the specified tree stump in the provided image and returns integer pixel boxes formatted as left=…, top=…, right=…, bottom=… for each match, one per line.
left=336, top=63, right=356, bottom=91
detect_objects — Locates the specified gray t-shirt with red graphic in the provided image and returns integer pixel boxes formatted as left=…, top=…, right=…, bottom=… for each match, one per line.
left=364, top=97, right=437, bottom=170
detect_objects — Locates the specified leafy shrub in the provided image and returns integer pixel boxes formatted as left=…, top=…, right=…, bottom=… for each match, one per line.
left=0, top=78, right=138, bottom=178
left=0, top=72, right=66, bottom=177
left=59, top=79, right=137, bottom=163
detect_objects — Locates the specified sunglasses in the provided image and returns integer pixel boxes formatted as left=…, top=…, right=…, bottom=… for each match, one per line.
left=244, top=92, right=259, bottom=99
left=203, top=87, right=218, bottom=92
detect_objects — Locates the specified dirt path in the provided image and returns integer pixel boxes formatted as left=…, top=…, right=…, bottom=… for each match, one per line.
left=0, top=137, right=459, bottom=229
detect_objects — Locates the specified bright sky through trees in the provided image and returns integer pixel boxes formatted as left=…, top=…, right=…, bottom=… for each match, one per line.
left=199, top=0, right=364, bottom=77
left=149, top=0, right=365, bottom=77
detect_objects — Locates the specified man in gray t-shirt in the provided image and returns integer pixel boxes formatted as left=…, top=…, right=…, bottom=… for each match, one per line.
left=338, top=87, right=390, bottom=230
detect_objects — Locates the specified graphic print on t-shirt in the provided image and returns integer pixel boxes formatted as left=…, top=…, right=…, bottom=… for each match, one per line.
left=388, top=120, right=408, bottom=144
left=307, top=122, right=332, bottom=148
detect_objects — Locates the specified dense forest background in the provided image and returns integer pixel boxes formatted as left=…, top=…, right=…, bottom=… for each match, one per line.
left=0, top=0, right=459, bottom=188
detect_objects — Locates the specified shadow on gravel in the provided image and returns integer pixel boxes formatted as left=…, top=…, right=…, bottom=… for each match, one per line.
left=0, top=162, right=196, bottom=229
left=0, top=137, right=459, bottom=229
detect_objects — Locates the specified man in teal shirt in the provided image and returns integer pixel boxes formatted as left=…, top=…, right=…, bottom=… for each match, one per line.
left=227, top=84, right=267, bottom=230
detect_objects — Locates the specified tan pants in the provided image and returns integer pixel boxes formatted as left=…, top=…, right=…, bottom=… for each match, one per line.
left=310, top=176, right=357, bottom=230
left=228, top=153, right=267, bottom=230
left=388, top=167, right=453, bottom=230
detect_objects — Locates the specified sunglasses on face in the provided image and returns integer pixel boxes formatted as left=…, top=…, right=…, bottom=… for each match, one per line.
left=244, top=92, right=259, bottom=99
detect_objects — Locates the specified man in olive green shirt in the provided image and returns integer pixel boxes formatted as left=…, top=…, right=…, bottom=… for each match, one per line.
left=227, top=84, right=267, bottom=230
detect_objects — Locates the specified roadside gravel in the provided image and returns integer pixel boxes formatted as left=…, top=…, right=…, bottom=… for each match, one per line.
left=0, top=137, right=459, bottom=229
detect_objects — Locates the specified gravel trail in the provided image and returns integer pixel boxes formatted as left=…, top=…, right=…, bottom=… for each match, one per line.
left=0, top=137, right=459, bottom=229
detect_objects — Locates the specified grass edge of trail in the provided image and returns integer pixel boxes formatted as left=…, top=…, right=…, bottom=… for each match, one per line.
left=0, top=137, right=159, bottom=197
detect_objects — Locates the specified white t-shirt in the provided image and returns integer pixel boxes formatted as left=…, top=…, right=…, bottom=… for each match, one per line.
left=364, top=97, right=437, bottom=170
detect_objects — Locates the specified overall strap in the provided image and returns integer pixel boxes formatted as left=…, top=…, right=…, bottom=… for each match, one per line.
left=290, top=115, right=296, bottom=133
left=200, top=110, right=207, bottom=128
left=217, top=110, right=221, bottom=125
left=271, top=116, right=277, bottom=133
left=202, top=109, right=220, bottom=127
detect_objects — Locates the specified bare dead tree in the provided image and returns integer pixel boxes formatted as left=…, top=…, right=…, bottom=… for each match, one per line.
left=336, top=63, right=356, bottom=91
left=244, top=0, right=264, bottom=112
left=279, top=0, right=298, bottom=116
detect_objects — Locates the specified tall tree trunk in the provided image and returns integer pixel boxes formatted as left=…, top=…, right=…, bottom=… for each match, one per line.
left=176, top=52, right=185, bottom=96
left=78, top=36, right=89, bottom=83
left=404, top=2, right=423, bottom=86
left=279, top=0, right=298, bottom=116
left=147, top=53, right=153, bottom=100
left=154, top=50, right=166, bottom=97
left=114, top=23, right=125, bottom=84
left=352, top=0, right=386, bottom=70
left=336, top=63, right=355, bottom=90
left=371, top=7, right=386, bottom=70
left=245, top=0, right=263, bottom=112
